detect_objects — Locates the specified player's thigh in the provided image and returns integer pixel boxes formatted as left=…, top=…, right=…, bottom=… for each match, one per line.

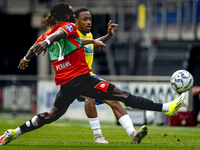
left=84, top=97, right=96, bottom=110
left=84, top=96, right=104, bottom=105
left=109, top=86, right=130, bottom=102
left=102, top=100, right=123, bottom=109
left=51, top=88, right=76, bottom=120
left=85, top=97, right=96, bottom=104
left=103, top=100, right=127, bottom=114
left=54, top=90, right=75, bottom=109
left=80, top=76, right=115, bottom=100
left=81, top=78, right=130, bottom=102
left=48, top=105, right=67, bottom=120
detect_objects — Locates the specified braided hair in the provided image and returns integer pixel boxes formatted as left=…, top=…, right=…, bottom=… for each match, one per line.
left=40, top=2, right=73, bottom=28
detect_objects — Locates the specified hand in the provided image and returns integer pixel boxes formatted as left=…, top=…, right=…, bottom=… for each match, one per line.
left=93, top=40, right=107, bottom=51
left=107, top=20, right=118, bottom=37
left=18, top=59, right=29, bottom=70
left=42, top=49, right=47, bottom=56
left=33, top=41, right=48, bottom=56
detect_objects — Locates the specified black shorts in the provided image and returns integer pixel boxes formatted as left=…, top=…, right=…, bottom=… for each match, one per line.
left=54, top=73, right=115, bottom=109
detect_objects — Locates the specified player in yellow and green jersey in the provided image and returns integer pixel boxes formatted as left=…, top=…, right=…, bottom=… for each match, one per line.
left=74, top=7, right=147, bottom=144
left=77, top=30, right=94, bottom=73
left=74, top=7, right=185, bottom=144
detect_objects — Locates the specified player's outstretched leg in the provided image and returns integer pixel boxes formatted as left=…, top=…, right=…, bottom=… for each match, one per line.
left=0, top=108, right=66, bottom=145
left=0, top=114, right=48, bottom=146
left=0, top=89, right=72, bottom=145
left=110, top=86, right=186, bottom=116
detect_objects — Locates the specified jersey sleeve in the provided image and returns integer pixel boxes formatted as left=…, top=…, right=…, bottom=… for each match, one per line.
left=36, top=34, right=46, bottom=44
left=59, top=23, right=78, bottom=38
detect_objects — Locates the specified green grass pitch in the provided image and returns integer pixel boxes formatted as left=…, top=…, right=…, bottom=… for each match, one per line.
left=0, top=115, right=200, bottom=150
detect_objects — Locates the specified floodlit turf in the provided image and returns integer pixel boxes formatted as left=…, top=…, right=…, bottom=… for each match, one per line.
left=0, top=115, right=200, bottom=150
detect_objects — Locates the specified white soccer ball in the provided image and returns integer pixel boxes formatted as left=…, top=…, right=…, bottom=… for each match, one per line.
left=170, top=70, right=194, bottom=93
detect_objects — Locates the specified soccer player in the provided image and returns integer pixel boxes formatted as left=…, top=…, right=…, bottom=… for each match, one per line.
left=73, top=7, right=138, bottom=144
left=0, top=2, right=185, bottom=145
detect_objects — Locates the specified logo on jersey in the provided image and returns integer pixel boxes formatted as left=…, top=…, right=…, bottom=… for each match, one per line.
left=66, top=24, right=73, bottom=32
left=83, top=45, right=94, bottom=54
left=94, top=81, right=110, bottom=92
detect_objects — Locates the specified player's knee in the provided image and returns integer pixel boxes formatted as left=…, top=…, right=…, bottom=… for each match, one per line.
left=113, top=87, right=130, bottom=99
left=85, top=97, right=95, bottom=104
left=122, top=90, right=131, bottom=98
left=106, top=100, right=123, bottom=109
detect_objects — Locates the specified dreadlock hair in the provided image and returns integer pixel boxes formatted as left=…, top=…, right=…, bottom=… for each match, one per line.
left=40, top=2, right=72, bottom=28
left=73, top=7, right=89, bottom=19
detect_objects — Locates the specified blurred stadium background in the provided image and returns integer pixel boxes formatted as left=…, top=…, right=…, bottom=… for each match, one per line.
left=0, top=0, right=200, bottom=125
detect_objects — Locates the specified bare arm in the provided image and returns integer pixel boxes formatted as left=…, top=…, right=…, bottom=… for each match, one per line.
left=95, top=34, right=110, bottom=44
left=33, top=29, right=66, bottom=56
left=18, top=29, right=66, bottom=70
left=18, top=44, right=36, bottom=70
left=81, top=38, right=107, bottom=51
left=25, top=44, right=36, bottom=60
left=81, top=38, right=96, bottom=45
left=94, top=20, right=118, bottom=48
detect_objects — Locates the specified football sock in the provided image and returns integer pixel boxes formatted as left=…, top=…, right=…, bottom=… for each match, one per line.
left=125, top=94, right=163, bottom=112
left=88, top=117, right=102, bottom=136
left=14, top=127, right=22, bottom=138
left=118, top=114, right=135, bottom=137
left=19, top=112, right=51, bottom=134
left=162, top=103, right=169, bottom=112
